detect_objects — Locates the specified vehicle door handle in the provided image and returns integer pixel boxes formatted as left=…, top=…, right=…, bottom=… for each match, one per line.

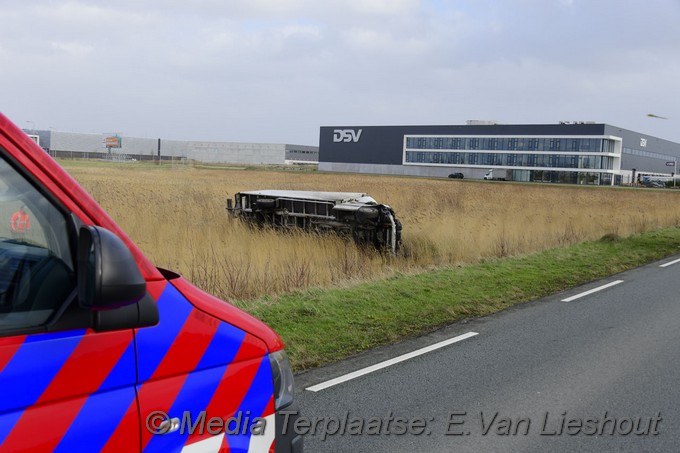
left=158, top=417, right=180, bottom=434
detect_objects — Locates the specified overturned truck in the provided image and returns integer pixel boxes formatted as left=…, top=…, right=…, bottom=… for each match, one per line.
left=227, top=190, right=402, bottom=253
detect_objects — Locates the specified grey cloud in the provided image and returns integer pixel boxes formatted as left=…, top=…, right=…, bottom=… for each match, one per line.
left=0, top=0, right=678, bottom=144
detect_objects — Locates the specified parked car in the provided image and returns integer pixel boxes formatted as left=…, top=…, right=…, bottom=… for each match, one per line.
left=448, top=172, right=464, bottom=179
left=0, top=113, right=303, bottom=452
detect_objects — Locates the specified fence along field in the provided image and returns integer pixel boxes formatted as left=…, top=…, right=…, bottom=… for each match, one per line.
left=61, top=160, right=680, bottom=301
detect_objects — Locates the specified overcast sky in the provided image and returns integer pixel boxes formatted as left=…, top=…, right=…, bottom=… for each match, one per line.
left=1, top=0, right=678, bottom=145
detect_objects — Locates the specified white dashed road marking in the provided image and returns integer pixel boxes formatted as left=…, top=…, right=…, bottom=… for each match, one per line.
left=306, top=332, right=479, bottom=392
left=561, top=280, right=624, bottom=302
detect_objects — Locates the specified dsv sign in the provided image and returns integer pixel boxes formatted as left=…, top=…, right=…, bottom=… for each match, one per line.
left=333, top=129, right=362, bottom=143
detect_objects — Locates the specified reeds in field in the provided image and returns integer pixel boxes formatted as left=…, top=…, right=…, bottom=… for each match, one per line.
left=63, top=161, right=680, bottom=301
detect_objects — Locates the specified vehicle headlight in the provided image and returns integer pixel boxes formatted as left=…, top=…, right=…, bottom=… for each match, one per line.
left=269, top=350, right=295, bottom=410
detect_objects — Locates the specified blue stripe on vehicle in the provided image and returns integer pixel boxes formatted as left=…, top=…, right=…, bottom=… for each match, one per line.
left=54, top=340, right=137, bottom=452
left=143, top=365, right=229, bottom=452
left=52, top=387, right=137, bottom=453
left=0, top=330, right=85, bottom=414
left=23, top=329, right=87, bottom=343
left=0, top=411, right=22, bottom=446
left=195, top=321, right=246, bottom=372
left=97, top=337, right=137, bottom=390
left=135, top=284, right=193, bottom=382
left=224, top=355, right=273, bottom=452
left=143, top=322, right=246, bottom=452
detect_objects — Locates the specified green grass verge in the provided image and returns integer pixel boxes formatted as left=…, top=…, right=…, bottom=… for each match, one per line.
left=236, top=227, right=680, bottom=372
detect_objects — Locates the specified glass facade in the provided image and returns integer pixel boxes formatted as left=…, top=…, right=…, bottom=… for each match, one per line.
left=405, top=137, right=616, bottom=153
left=403, top=135, right=621, bottom=185
left=525, top=170, right=619, bottom=185
left=404, top=151, right=614, bottom=169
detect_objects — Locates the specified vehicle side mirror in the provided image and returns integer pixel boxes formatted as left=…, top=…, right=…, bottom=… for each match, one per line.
left=77, top=225, right=146, bottom=309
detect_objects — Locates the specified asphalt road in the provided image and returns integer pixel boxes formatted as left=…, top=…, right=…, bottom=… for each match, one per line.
left=294, top=256, right=680, bottom=452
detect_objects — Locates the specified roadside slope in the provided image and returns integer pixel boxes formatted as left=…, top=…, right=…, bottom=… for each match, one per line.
left=237, top=228, right=680, bottom=370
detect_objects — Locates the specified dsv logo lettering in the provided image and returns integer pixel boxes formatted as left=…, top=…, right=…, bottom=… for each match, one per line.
left=333, top=129, right=363, bottom=143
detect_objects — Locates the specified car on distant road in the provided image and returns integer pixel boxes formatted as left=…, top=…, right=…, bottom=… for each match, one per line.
left=448, top=173, right=464, bottom=179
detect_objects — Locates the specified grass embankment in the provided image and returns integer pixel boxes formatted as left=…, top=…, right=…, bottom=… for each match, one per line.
left=57, top=160, right=680, bottom=370
left=236, top=227, right=680, bottom=371
left=60, top=160, right=680, bottom=302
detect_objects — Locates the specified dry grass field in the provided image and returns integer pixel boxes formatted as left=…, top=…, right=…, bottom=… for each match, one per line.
left=61, top=160, right=680, bottom=301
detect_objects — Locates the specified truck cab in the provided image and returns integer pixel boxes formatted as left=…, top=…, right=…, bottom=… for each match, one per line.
left=0, top=113, right=302, bottom=452
left=483, top=169, right=509, bottom=181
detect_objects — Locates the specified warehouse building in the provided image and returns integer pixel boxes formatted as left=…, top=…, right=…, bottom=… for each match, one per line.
left=319, top=122, right=680, bottom=185
left=22, top=129, right=318, bottom=165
